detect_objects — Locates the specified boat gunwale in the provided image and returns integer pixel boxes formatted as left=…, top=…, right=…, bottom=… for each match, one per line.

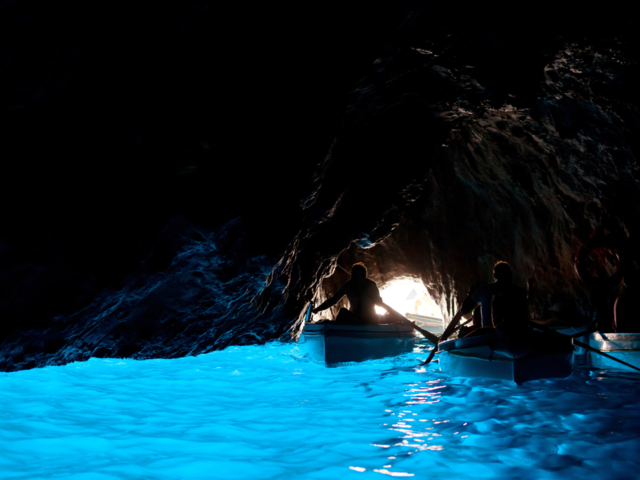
left=303, top=323, right=416, bottom=340
left=590, top=332, right=640, bottom=352
left=445, top=350, right=514, bottom=362
left=438, top=332, right=497, bottom=352
left=591, top=332, right=640, bottom=342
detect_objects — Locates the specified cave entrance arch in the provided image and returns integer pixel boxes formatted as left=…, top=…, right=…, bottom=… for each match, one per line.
left=376, top=277, right=444, bottom=322
left=318, top=262, right=445, bottom=324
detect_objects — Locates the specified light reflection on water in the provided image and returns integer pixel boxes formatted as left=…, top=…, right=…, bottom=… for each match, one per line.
left=0, top=339, right=639, bottom=479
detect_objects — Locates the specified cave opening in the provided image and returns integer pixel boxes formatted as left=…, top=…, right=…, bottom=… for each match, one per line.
left=376, top=278, right=444, bottom=322
left=316, top=261, right=445, bottom=326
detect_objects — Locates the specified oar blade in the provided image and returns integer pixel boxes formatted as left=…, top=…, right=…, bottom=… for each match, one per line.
left=422, top=310, right=465, bottom=365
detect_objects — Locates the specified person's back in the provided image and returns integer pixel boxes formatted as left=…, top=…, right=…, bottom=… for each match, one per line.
left=489, top=281, right=528, bottom=327
left=312, top=263, right=383, bottom=325
left=340, top=276, right=380, bottom=323
left=461, top=262, right=528, bottom=336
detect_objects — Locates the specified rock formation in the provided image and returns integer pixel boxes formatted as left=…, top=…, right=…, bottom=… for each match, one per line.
left=0, top=216, right=293, bottom=370
left=0, top=0, right=402, bottom=370
left=263, top=7, right=640, bottom=333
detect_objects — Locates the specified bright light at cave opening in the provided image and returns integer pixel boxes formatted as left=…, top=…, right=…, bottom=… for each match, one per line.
left=375, top=278, right=443, bottom=320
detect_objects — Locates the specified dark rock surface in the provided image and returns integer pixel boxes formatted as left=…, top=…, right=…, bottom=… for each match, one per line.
left=0, top=216, right=293, bottom=371
left=2, top=3, right=640, bottom=370
left=0, top=0, right=406, bottom=369
left=262, top=7, right=640, bottom=331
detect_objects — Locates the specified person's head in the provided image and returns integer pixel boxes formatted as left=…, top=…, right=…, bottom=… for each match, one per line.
left=351, top=263, right=367, bottom=279
left=493, top=261, right=513, bottom=281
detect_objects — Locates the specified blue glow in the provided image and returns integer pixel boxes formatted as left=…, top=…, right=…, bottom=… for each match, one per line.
left=1, top=341, right=640, bottom=478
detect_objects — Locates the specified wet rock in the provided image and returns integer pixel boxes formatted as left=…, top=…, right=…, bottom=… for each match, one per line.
left=0, top=216, right=290, bottom=371
left=0, top=0, right=409, bottom=370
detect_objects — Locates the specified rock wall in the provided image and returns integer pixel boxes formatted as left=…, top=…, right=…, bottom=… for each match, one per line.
left=0, top=0, right=406, bottom=369
left=0, top=216, right=294, bottom=371
left=262, top=7, right=640, bottom=334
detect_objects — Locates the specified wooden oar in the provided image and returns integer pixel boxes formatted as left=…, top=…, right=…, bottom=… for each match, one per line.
left=450, top=317, right=474, bottom=335
left=378, top=302, right=440, bottom=345
left=421, top=307, right=466, bottom=365
left=304, top=302, right=314, bottom=323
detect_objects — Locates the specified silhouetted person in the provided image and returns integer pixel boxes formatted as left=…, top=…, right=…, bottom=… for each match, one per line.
left=460, top=261, right=528, bottom=337
left=312, top=263, right=383, bottom=325
left=614, top=268, right=640, bottom=333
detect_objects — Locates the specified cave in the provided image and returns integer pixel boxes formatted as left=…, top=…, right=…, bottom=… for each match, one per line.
left=0, top=2, right=639, bottom=368
left=2, top=1, right=640, bottom=477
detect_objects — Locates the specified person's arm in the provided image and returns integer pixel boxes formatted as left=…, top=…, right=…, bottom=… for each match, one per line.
left=461, top=290, right=480, bottom=319
left=312, top=284, right=347, bottom=313
left=371, top=284, right=384, bottom=306
left=613, top=295, right=621, bottom=333
left=365, top=284, right=388, bottom=316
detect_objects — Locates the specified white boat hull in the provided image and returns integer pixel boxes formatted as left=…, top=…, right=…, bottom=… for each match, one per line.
left=589, top=332, right=640, bottom=371
left=437, top=332, right=574, bottom=385
left=405, top=313, right=444, bottom=334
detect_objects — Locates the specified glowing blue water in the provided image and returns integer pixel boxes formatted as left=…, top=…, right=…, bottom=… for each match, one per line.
left=1, top=341, right=640, bottom=479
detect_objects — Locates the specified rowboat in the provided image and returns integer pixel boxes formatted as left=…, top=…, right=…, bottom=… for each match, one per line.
left=300, top=322, right=416, bottom=364
left=436, top=331, right=574, bottom=385
left=588, top=332, right=640, bottom=371
left=405, top=313, right=444, bottom=334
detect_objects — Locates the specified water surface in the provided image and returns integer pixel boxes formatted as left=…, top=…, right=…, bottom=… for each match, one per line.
left=1, top=341, right=639, bottom=479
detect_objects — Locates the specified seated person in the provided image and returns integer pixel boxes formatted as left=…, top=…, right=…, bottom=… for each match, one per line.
left=312, top=263, right=384, bottom=325
left=529, top=301, right=594, bottom=338
left=614, top=268, right=640, bottom=333
left=459, top=261, right=528, bottom=338
left=532, top=300, right=589, bottom=327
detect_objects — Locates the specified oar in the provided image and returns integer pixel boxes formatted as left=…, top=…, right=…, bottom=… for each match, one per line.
left=304, top=302, right=314, bottom=323
left=450, top=317, right=474, bottom=336
left=422, top=307, right=466, bottom=365
left=572, top=338, right=640, bottom=373
left=378, top=302, right=440, bottom=345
